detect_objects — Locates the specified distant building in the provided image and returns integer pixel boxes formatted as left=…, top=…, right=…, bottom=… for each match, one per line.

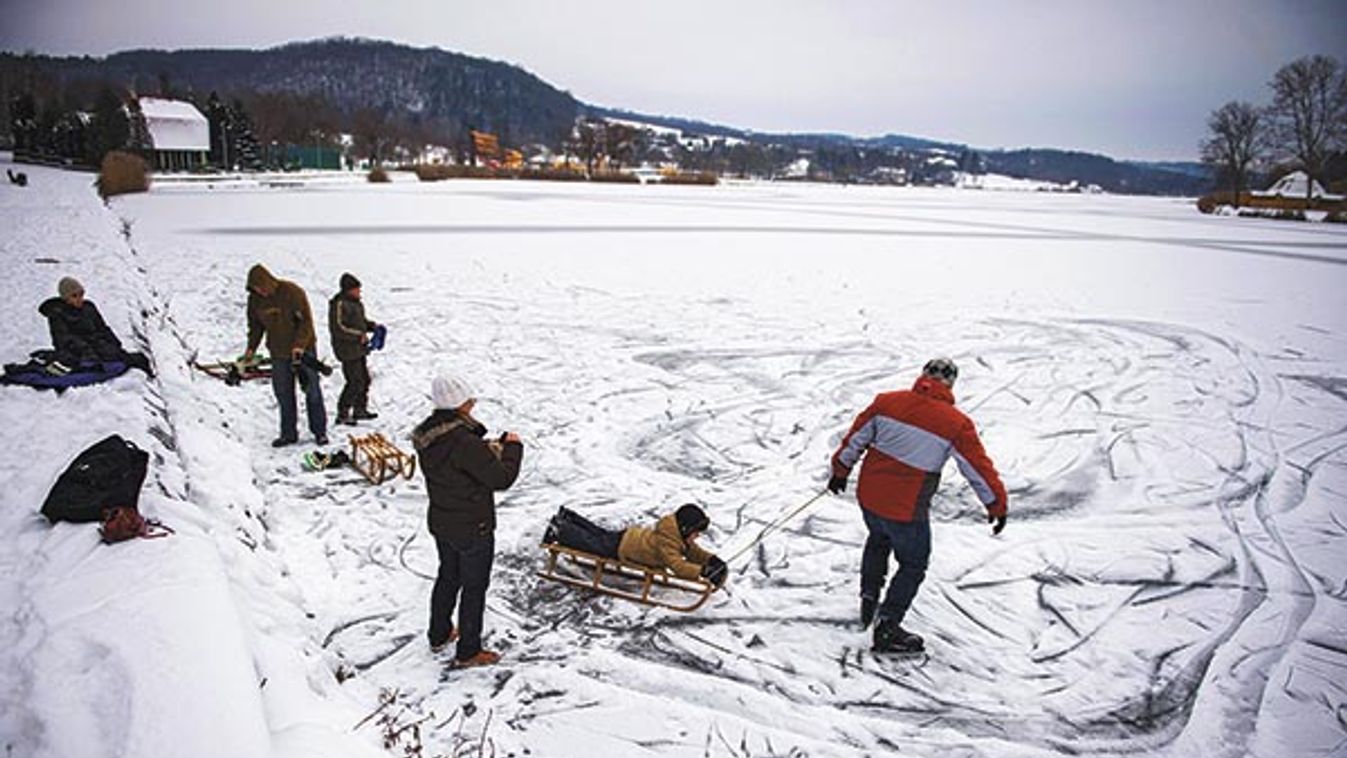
left=419, top=144, right=454, bottom=166
left=1254, top=170, right=1344, bottom=201
left=267, top=144, right=343, bottom=170
left=139, top=97, right=209, bottom=171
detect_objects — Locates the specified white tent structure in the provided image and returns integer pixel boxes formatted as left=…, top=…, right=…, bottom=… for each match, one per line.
left=139, top=97, right=209, bottom=171
left=1253, top=170, right=1345, bottom=201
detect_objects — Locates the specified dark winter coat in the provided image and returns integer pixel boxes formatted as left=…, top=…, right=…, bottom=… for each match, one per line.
left=246, top=265, right=317, bottom=358
left=618, top=514, right=714, bottom=580
left=39, top=297, right=124, bottom=362
left=328, top=291, right=376, bottom=362
left=412, top=409, right=523, bottom=540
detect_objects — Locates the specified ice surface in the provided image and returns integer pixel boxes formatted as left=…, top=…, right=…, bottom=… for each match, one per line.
left=3, top=157, right=1345, bottom=757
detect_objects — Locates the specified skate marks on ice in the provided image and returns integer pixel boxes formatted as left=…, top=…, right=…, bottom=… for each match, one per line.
left=133, top=224, right=1347, bottom=754
left=595, top=315, right=1347, bottom=753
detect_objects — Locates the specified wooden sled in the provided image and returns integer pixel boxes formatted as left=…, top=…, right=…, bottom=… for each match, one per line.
left=538, top=542, right=717, bottom=613
left=349, top=432, right=417, bottom=484
left=190, top=356, right=272, bottom=385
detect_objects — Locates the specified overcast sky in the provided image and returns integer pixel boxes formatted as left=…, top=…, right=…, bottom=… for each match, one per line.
left=3, top=0, right=1345, bottom=160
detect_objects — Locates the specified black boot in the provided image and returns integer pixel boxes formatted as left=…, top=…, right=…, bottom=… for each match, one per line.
left=353, top=409, right=378, bottom=420
left=873, top=617, right=924, bottom=653
left=860, top=596, right=878, bottom=629
left=542, top=518, right=560, bottom=546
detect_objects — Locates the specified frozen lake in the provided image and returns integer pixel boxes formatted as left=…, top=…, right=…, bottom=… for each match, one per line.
left=6, top=167, right=1346, bottom=757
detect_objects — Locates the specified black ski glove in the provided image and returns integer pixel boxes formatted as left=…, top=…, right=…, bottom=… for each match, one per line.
left=827, top=475, right=848, bottom=494
left=988, top=512, right=1006, bottom=535
left=701, top=556, right=728, bottom=588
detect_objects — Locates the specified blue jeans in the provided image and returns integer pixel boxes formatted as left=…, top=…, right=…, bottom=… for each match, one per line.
left=429, top=533, right=495, bottom=660
left=270, top=349, right=326, bottom=440
left=860, top=509, right=931, bottom=626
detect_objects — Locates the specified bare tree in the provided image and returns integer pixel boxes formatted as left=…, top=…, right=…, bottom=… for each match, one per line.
left=1267, top=55, right=1347, bottom=205
left=604, top=122, right=638, bottom=171
left=351, top=107, right=387, bottom=166
left=1200, top=101, right=1265, bottom=207
left=571, top=118, right=606, bottom=175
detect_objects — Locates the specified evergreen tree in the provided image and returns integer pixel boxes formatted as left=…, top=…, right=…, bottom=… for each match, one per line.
left=204, top=92, right=262, bottom=170
left=86, top=86, right=129, bottom=166
left=9, top=92, right=37, bottom=156
left=126, top=97, right=154, bottom=155
left=205, top=92, right=230, bottom=167
left=229, top=98, right=262, bottom=169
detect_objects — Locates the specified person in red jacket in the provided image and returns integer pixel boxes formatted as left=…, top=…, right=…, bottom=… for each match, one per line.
left=829, top=358, right=1008, bottom=653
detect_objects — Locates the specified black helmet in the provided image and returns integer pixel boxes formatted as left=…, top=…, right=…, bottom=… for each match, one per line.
left=922, top=357, right=959, bottom=386
left=674, top=504, right=710, bottom=537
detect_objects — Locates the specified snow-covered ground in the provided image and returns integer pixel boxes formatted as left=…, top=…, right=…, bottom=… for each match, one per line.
left=3, top=154, right=1346, bottom=757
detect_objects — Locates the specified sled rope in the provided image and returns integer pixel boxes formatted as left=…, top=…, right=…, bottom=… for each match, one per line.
left=723, top=489, right=829, bottom=565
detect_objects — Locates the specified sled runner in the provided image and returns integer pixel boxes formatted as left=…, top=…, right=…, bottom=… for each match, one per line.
left=537, top=542, right=718, bottom=613
left=349, top=432, right=416, bottom=484
left=190, top=355, right=272, bottom=385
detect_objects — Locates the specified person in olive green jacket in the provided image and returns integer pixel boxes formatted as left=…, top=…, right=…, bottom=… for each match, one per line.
left=242, top=264, right=327, bottom=447
left=544, top=504, right=728, bottom=587
left=328, top=272, right=379, bottom=425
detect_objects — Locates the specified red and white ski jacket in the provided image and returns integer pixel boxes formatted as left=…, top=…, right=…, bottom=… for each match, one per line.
left=831, top=376, right=1007, bottom=523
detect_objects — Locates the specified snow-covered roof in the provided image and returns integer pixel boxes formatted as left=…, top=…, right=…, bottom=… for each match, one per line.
left=139, top=97, right=209, bottom=152
left=1254, top=170, right=1343, bottom=200
left=781, top=157, right=810, bottom=178
left=607, top=117, right=682, bottom=138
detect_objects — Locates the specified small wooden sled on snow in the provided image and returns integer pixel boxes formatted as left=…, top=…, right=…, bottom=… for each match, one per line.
left=190, top=355, right=272, bottom=385
left=538, top=542, right=718, bottom=613
left=349, top=432, right=417, bottom=484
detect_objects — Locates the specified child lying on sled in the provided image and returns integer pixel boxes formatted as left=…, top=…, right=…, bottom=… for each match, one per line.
left=543, top=504, right=728, bottom=588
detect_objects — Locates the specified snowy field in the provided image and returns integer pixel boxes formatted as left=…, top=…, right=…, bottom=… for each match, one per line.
left=3, top=156, right=1347, bottom=758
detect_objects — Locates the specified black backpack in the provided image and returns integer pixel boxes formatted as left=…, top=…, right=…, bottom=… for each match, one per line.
left=41, top=435, right=150, bottom=524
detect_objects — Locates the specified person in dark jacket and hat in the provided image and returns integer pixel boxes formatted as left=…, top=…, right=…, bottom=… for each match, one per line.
left=39, top=276, right=153, bottom=375
left=242, top=264, right=327, bottom=447
left=412, top=373, right=524, bottom=669
left=328, top=272, right=380, bottom=425
left=543, top=504, right=728, bottom=588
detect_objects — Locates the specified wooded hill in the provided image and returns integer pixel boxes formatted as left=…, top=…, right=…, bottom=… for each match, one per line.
left=1, top=38, right=579, bottom=148
left=1, top=37, right=1209, bottom=194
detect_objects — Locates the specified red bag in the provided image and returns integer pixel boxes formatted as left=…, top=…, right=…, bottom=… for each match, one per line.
left=99, top=506, right=173, bottom=544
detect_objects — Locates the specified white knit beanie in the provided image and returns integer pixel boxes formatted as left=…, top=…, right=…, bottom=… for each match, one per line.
left=432, top=375, right=475, bottom=410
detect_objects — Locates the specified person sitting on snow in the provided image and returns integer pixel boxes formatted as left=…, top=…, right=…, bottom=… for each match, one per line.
left=543, top=504, right=729, bottom=588
left=39, top=276, right=153, bottom=376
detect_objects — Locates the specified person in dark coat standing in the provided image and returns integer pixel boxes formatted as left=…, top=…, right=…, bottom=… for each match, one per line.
left=412, top=374, right=523, bottom=669
left=328, top=272, right=379, bottom=425
left=242, top=264, right=327, bottom=447
left=39, top=276, right=153, bottom=375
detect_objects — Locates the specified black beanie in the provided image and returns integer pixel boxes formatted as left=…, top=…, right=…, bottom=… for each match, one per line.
left=675, top=504, right=710, bottom=537
left=340, top=272, right=361, bottom=291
